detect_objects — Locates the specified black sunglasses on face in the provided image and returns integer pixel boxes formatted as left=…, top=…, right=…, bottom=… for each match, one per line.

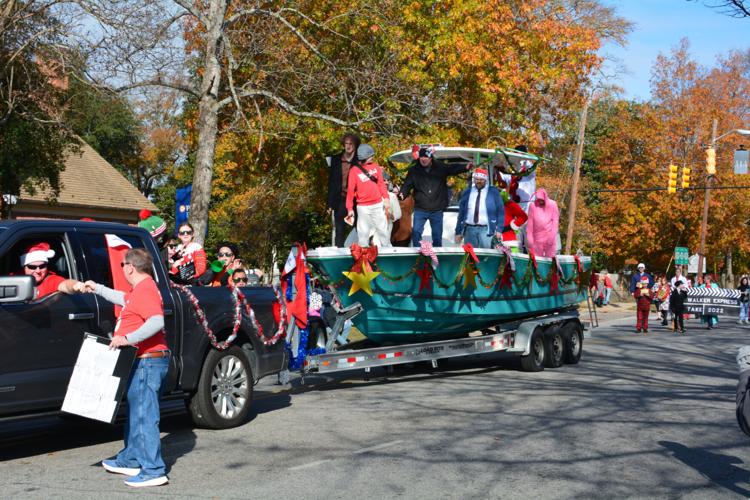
left=233, top=277, right=248, bottom=283
left=25, top=263, right=48, bottom=270
left=178, top=230, right=193, bottom=236
left=167, top=244, right=178, bottom=249
left=218, top=252, right=234, bottom=257
left=120, top=262, right=131, bottom=267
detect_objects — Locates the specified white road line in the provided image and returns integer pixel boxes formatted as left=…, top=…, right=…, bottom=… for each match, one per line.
left=353, top=440, right=404, bottom=454
left=289, top=459, right=332, bottom=471
left=289, top=440, right=405, bottom=470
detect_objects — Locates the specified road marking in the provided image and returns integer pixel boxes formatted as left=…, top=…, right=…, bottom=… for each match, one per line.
left=289, top=459, right=332, bottom=471
left=289, top=440, right=405, bottom=470
left=353, top=440, right=404, bottom=454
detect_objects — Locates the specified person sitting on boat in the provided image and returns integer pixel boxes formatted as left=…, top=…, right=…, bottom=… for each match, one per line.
left=499, top=188, right=528, bottom=253
left=345, top=144, right=392, bottom=248
left=400, top=145, right=470, bottom=247
left=454, top=168, right=504, bottom=249
left=525, top=188, right=560, bottom=257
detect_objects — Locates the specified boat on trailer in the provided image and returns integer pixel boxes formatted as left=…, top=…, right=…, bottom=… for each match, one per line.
left=306, top=146, right=592, bottom=345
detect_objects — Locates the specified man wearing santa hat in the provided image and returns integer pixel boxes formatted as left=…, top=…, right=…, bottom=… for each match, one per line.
left=20, top=242, right=81, bottom=299
left=455, top=168, right=504, bottom=249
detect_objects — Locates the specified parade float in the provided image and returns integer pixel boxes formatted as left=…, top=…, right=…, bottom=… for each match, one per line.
left=304, top=147, right=592, bottom=347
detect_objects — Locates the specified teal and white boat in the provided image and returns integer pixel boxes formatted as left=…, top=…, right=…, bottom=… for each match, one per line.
left=307, top=247, right=591, bottom=345
left=308, top=146, right=591, bottom=345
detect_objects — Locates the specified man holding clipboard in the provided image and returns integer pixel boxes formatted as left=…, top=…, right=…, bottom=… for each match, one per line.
left=81, top=248, right=170, bottom=488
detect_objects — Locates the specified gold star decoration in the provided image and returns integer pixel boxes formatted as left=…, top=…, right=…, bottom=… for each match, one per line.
left=342, top=269, right=381, bottom=296
left=462, top=262, right=477, bottom=289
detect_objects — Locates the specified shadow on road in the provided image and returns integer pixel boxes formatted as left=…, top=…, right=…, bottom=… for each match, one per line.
left=659, top=440, right=750, bottom=497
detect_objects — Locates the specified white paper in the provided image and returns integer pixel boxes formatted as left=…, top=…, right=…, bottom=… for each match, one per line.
left=62, top=336, right=129, bottom=423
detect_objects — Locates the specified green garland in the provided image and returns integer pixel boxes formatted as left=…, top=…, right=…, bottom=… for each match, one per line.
left=312, top=252, right=591, bottom=295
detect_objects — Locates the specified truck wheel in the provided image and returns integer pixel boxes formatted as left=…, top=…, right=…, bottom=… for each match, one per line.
left=543, top=328, right=564, bottom=368
left=189, top=346, right=254, bottom=429
left=520, top=328, right=545, bottom=372
left=562, top=321, right=583, bottom=365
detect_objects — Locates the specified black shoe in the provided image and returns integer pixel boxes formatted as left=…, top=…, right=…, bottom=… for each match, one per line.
left=635, top=329, right=642, bottom=333
left=644, top=329, right=649, bottom=333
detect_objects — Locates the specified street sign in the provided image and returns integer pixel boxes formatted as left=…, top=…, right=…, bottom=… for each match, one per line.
left=687, top=253, right=706, bottom=274
left=674, top=247, right=689, bottom=266
left=684, top=287, right=740, bottom=317
left=735, top=148, right=749, bottom=175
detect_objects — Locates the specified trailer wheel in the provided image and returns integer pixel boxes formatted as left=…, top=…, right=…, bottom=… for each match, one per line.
left=520, top=328, right=545, bottom=372
left=562, top=321, right=583, bottom=364
left=188, top=346, right=254, bottom=429
left=543, top=329, right=564, bottom=368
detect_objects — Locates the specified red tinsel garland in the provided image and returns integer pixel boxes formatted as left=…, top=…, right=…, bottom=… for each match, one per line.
left=170, top=283, right=287, bottom=351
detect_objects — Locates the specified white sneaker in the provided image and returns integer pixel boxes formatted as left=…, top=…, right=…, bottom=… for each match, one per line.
left=102, top=459, right=140, bottom=477
left=124, top=475, right=169, bottom=487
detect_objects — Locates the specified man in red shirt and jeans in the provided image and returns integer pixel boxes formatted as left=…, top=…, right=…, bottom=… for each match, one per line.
left=345, top=143, right=392, bottom=247
left=83, top=248, right=170, bottom=488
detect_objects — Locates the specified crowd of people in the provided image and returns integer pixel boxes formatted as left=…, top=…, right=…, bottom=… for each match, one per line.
left=326, top=133, right=561, bottom=255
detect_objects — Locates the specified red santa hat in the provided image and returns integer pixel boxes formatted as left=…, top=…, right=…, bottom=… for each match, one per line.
left=640, top=275, right=650, bottom=283
left=20, top=242, right=55, bottom=266
left=473, top=168, right=488, bottom=180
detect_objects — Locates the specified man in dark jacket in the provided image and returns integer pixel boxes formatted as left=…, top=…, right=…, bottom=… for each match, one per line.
left=401, top=146, right=469, bottom=247
left=327, top=133, right=360, bottom=247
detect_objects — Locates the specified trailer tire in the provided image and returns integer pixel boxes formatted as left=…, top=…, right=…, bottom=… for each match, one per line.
left=562, top=321, right=583, bottom=365
left=543, top=328, right=564, bottom=368
left=188, top=346, right=254, bottom=429
left=520, top=328, right=545, bottom=372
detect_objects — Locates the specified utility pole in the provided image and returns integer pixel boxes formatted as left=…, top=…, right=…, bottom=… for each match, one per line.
left=564, top=98, right=590, bottom=255
left=697, top=118, right=718, bottom=281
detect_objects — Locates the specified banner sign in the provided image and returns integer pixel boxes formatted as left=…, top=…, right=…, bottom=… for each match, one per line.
left=684, top=287, right=741, bottom=317
left=175, top=185, right=192, bottom=231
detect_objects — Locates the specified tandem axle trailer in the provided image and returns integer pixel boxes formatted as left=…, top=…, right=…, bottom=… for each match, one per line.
left=301, top=307, right=586, bottom=378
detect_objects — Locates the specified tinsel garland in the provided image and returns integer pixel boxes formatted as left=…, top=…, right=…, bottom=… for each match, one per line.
left=284, top=273, right=325, bottom=371
left=171, top=282, right=286, bottom=351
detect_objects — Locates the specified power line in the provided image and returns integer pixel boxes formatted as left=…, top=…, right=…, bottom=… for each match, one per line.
left=587, top=185, right=750, bottom=193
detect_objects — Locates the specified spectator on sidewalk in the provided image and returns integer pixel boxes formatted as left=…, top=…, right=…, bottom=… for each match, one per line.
left=738, top=276, right=750, bottom=325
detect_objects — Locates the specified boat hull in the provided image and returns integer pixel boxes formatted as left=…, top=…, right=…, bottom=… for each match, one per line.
left=307, top=247, right=591, bottom=344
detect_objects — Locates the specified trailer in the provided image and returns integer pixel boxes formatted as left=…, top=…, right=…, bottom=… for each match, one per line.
left=300, top=305, right=586, bottom=379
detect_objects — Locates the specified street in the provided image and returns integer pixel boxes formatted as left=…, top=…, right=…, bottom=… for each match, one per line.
left=2, top=309, right=750, bottom=499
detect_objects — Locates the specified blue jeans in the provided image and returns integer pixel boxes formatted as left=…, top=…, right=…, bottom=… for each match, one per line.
left=463, top=225, right=492, bottom=248
left=741, top=302, right=749, bottom=321
left=412, top=209, right=444, bottom=247
left=117, top=357, right=169, bottom=477
left=603, top=288, right=612, bottom=305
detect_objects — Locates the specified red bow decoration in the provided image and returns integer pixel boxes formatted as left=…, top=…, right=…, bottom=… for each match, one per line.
left=416, top=261, right=432, bottom=292
left=462, top=243, right=479, bottom=263
left=411, top=144, right=420, bottom=160
left=529, top=250, right=538, bottom=270
left=350, top=244, right=379, bottom=273
left=549, top=257, right=560, bottom=293
left=499, top=259, right=514, bottom=289
left=574, top=255, right=583, bottom=274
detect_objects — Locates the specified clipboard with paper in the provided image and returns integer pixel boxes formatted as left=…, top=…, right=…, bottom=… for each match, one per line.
left=61, top=333, right=137, bottom=424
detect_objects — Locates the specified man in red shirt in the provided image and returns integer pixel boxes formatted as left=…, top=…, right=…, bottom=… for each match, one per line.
left=83, top=248, right=170, bottom=488
left=19, top=242, right=80, bottom=299
left=345, top=143, right=392, bottom=247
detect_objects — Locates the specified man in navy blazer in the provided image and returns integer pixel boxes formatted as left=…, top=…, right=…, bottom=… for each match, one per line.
left=455, top=168, right=504, bottom=248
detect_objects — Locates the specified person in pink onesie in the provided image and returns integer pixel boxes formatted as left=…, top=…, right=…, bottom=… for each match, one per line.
left=525, top=188, right=559, bottom=257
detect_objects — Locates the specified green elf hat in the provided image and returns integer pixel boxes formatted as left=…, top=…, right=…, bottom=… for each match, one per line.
left=137, top=209, right=166, bottom=238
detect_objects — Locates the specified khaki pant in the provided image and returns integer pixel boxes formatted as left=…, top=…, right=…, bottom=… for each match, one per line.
left=357, top=202, right=391, bottom=247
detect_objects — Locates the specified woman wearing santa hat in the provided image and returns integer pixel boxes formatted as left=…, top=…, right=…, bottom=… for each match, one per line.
left=20, top=242, right=81, bottom=299
left=455, top=168, right=504, bottom=249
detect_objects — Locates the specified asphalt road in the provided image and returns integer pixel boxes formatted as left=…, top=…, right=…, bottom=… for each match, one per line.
left=2, top=309, right=750, bottom=499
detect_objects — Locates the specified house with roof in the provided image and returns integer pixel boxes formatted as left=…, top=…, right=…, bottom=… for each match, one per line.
left=12, top=142, right=157, bottom=223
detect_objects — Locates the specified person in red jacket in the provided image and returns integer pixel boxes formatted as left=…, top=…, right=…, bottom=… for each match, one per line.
left=634, top=276, right=652, bottom=333
left=500, top=190, right=528, bottom=251
left=345, top=144, right=391, bottom=247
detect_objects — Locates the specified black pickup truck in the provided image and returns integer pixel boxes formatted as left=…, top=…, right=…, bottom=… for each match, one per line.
left=0, top=220, right=287, bottom=429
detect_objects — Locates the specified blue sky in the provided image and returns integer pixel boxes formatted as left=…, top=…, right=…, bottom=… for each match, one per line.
left=600, top=0, right=748, bottom=100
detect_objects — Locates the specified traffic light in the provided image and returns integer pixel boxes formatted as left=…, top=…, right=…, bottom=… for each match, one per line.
left=668, top=163, right=678, bottom=193
left=706, top=147, right=716, bottom=175
left=681, top=167, right=690, bottom=189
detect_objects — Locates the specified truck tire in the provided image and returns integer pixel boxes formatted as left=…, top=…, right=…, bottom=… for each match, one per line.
left=188, top=346, right=254, bottom=429
left=562, top=321, right=583, bottom=365
left=543, top=328, right=564, bottom=368
left=520, top=328, right=545, bottom=372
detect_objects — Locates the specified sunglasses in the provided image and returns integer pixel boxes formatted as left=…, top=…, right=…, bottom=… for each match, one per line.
left=218, top=252, right=234, bottom=257
left=233, top=277, right=248, bottom=283
left=25, top=263, right=48, bottom=270
left=178, top=230, right=193, bottom=236
left=167, top=244, right=178, bottom=249
left=120, top=262, right=132, bottom=267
